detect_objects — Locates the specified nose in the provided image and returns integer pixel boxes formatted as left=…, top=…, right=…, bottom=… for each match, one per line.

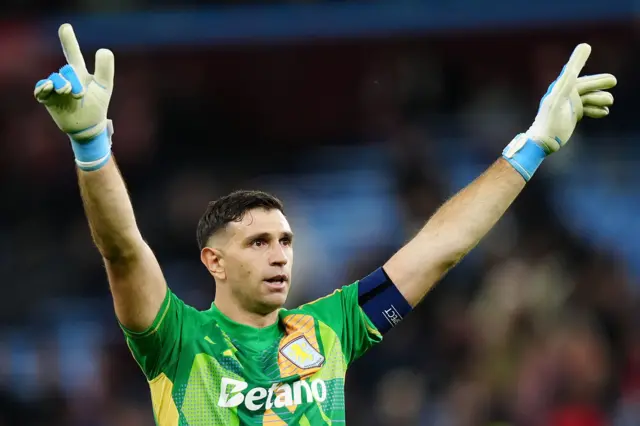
left=269, top=244, right=289, bottom=266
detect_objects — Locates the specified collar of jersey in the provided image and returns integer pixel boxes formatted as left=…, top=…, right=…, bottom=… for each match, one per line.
left=209, top=303, right=283, bottom=352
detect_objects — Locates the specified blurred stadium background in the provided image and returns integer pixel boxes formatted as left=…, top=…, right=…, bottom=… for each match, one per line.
left=1, top=0, right=639, bottom=425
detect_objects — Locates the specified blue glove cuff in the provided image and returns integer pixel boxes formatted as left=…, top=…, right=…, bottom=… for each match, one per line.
left=69, top=129, right=112, bottom=171
left=502, top=134, right=547, bottom=182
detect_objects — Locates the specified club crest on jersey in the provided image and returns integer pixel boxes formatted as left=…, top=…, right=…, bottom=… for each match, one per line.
left=280, top=335, right=325, bottom=369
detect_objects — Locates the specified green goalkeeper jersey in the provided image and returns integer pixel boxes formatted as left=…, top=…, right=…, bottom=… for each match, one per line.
left=122, top=282, right=383, bottom=425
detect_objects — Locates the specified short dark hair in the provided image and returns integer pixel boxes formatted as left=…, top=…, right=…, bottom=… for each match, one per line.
left=196, top=190, right=285, bottom=250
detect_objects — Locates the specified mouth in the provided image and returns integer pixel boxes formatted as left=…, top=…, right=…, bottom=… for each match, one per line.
left=263, top=274, right=289, bottom=290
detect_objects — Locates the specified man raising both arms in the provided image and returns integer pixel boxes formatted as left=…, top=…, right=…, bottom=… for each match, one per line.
left=34, top=24, right=616, bottom=425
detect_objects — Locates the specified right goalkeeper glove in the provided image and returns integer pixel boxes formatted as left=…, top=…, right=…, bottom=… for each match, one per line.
left=34, top=23, right=115, bottom=171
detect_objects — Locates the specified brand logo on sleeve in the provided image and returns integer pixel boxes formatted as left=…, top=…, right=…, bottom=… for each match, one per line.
left=382, top=305, right=402, bottom=327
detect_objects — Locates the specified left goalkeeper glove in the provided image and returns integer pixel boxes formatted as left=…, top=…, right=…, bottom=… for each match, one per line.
left=503, top=43, right=617, bottom=181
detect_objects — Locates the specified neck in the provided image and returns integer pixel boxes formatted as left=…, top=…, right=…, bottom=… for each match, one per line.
left=214, top=292, right=279, bottom=329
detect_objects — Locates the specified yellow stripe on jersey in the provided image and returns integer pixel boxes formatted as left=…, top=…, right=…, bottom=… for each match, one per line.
left=149, top=373, right=179, bottom=426
left=262, top=409, right=288, bottom=426
left=121, top=288, right=172, bottom=339
left=148, top=294, right=173, bottom=336
left=298, top=289, right=343, bottom=308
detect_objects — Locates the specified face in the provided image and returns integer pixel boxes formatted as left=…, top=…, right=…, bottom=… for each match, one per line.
left=202, top=208, right=294, bottom=315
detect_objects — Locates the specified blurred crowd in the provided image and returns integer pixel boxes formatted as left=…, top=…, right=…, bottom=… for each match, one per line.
left=5, top=0, right=365, bottom=15
left=0, top=10, right=639, bottom=426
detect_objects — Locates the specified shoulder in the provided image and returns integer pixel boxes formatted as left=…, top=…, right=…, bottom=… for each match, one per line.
left=279, top=282, right=358, bottom=330
left=166, top=291, right=217, bottom=333
left=295, top=282, right=359, bottom=313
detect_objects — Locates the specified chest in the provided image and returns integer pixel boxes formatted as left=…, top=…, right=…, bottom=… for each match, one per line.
left=180, top=319, right=341, bottom=386
left=170, top=317, right=349, bottom=423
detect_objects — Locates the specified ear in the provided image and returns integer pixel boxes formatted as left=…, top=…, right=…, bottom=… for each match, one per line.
left=201, top=247, right=226, bottom=281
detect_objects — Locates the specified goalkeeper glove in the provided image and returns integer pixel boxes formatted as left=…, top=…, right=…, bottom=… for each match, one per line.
left=503, top=43, right=617, bottom=181
left=34, top=23, right=115, bottom=171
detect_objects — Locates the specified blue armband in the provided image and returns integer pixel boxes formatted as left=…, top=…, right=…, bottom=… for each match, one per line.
left=69, top=127, right=112, bottom=172
left=502, top=134, right=547, bottom=182
left=358, top=267, right=412, bottom=334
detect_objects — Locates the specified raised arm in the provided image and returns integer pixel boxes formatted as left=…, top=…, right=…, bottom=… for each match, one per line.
left=34, top=24, right=166, bottom=331
left=77, top=159, right=166, bottom=331
left=384, top=44, right=617, bottom=307
left=385, top=159, right=523, bottom=305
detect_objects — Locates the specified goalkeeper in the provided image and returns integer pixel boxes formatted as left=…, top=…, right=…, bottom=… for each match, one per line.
left=35, top=24, right=616, bottom=425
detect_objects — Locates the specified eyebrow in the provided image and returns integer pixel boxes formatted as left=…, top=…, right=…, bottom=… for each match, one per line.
left=245, top=231, right=294, bottom=242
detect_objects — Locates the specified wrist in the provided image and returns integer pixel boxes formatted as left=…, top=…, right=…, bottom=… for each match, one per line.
left=502, top=133, right=547, bottom=182
left=69, top=127, right=112, bottom=171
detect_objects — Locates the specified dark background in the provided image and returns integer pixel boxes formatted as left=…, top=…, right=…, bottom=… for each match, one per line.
left=0, top=1, right=639, bottom=425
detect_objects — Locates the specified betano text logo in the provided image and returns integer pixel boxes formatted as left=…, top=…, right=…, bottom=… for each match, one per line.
left=218, top=377, right=327, bottom=411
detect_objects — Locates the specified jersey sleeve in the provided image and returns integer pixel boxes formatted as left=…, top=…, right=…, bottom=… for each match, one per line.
left=298, top=281, right=383, bottom=366
left=119, top=287, right=188, bottom=381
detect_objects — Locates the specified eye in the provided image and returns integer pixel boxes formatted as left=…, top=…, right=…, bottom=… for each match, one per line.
left=252, top=238, right=267, bottom=247
left=280, top=237, right=292, bottom=247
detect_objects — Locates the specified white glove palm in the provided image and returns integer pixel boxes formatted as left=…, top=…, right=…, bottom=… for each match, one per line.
left=523, top=43, right=616, bottom=153
left=34, top=24, right=114, bottom=141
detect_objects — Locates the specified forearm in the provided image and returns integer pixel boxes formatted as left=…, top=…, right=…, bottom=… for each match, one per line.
left=385, top=158, right=525, bottom=305
left=78, top=156, right=144, bottom=261
left=420, top=158, right=524, bottom=262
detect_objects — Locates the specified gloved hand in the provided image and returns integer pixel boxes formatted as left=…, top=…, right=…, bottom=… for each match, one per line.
left=503, top=43, right=617, bottom=181
left=34, top=23, right=115, bottom=171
